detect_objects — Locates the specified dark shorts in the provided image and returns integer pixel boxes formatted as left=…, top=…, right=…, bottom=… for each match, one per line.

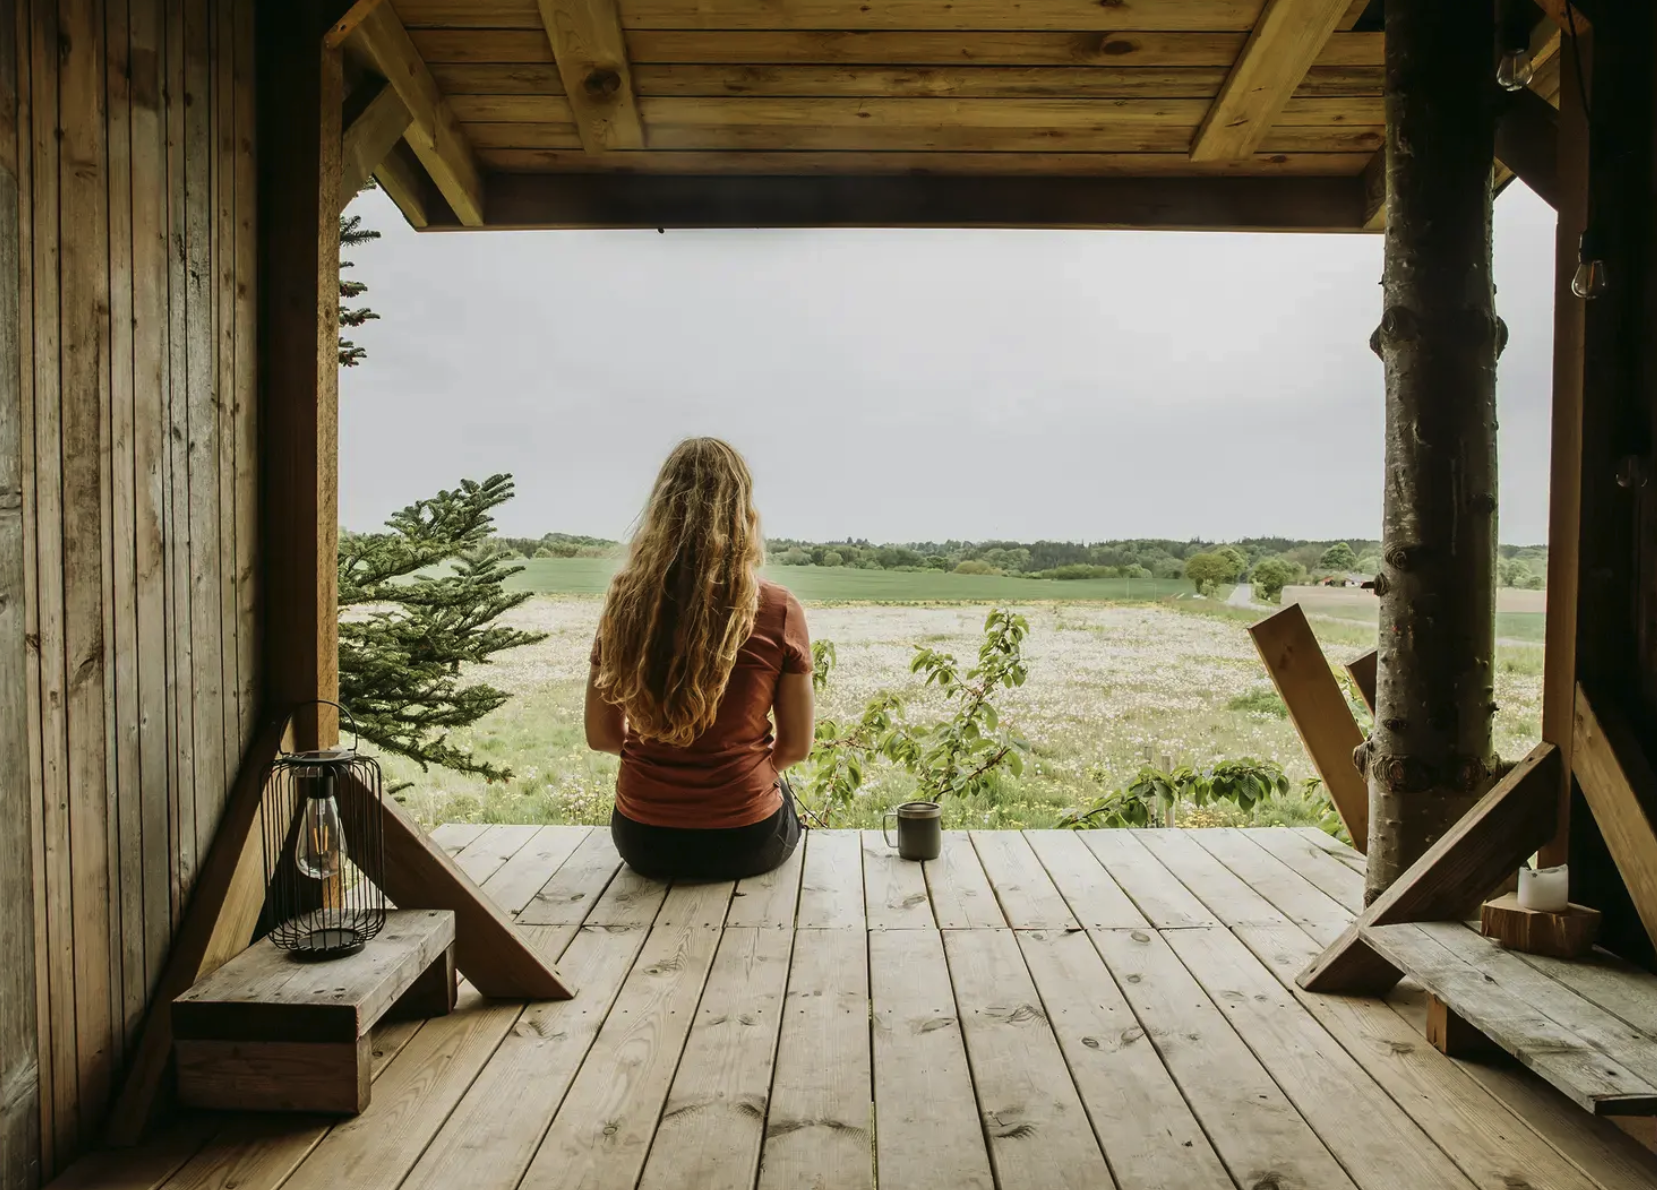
left=610, top=778, right=802, bottom=882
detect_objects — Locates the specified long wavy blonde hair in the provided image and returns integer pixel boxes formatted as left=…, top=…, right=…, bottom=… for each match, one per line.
left=595, top=438, right=765, bottom=746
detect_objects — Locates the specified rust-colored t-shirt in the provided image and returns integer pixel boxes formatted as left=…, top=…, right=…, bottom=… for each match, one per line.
left=592, top=580, right=812, bottom=829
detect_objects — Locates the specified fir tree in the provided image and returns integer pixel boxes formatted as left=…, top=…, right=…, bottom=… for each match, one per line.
left=338, top=476, right=547, bottom=785
left=339, top=209, right=379, bottom=367
left=335, top=203, right=544, bottom=786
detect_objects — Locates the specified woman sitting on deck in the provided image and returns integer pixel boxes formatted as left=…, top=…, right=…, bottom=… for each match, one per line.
left=584, top=437, right=814, bottom=881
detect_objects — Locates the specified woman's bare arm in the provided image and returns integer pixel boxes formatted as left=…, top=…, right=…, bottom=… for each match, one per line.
left=772, top=671, right=816, bottom=769
left=585, top=664, right=626, bottom=755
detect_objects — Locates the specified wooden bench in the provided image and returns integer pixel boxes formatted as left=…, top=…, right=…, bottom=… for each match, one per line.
left=1363, top=920, right=1657, bottom=1116
left=172, top=908, right=457, bottom=1114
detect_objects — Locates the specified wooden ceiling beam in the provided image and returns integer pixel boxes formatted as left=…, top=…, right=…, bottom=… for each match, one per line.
left=339, top=79, right=413, bottom=210
left=537, top=0, right=644, bottom=152
left=434, top=171, right=1370, bottom=232
left=1495, top=87, right=1560, bottom=209
left=1191, top=0, right=1353, bottom=161
left=329, top=0, right=485, bottom=225
left=375, top=141, right=435, bottom=229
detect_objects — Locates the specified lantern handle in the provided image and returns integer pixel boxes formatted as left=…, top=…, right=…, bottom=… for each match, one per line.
left=278, top=699, right=362, bottom=755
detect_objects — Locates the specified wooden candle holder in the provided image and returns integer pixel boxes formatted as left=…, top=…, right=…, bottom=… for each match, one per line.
left=1480, top=893, right=1601, bottom=960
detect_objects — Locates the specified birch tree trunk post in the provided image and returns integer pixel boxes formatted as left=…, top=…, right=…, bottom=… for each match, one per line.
left=1364, top=0, right=1502, bottom=903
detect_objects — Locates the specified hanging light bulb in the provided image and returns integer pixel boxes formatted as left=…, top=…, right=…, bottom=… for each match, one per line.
left=1497, top=47, right=1534, bottom=90
left=1572, top=228, right=1608, bottom=299
left=296, top=764, right=348, bottom=881
left=1496, top=0, right=1534, bottom=91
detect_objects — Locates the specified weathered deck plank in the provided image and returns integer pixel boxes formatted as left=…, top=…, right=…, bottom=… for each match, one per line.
left=449, top=823, right=541, bottom=885
left=1023, top=829, right=1147, bottom=929
left=797, top=830, right=865, bottom=928
left=970, top=831, right=1079, bottom=930
left=943, top=928, right=1112, bottom=1189
left=869, top=928, right=994, bottom=1190
left=1016, top=928, right=1232, bottom=1189
left=638, top=926, right=794, bottom=1190
left=861, top=830, right=934, bottom=929
left=48, top=826, right=1653, bottom=1190
left=1092, top=926, right=1358, bottom=1190
left=518, top=881, right=734, bottom=1190
left=758, top=927, right=873, bottom=1190
left=924, top=829, right=1005, bottom=928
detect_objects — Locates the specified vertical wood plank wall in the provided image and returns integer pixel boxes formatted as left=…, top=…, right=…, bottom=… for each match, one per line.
left=1, top=0, right=257, bottom=1180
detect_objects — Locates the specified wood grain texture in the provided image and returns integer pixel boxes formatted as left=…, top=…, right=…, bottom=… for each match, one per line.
left=1572, top=685, right=1657, bottom=951
left=1189, top=827, right=1353, bottom=931
left=538, top=0, right=644, bottom=151
left=1236, top=923, right=1609, bottom=1190
left=1363, top=922, right=1657, bottom=1114
left=1249, top=603, right=1369, bottom=848
left=637, top=926, right=794, bottom=1190
left=923, top=830, right=1004, bottom=928
left=970, top=831, right=1078, bottom=930
left=1167, top=925, right=1479, bottom=1189
left=517, top=881, right=732, bottom=1190
left=1092, top=926, right=1358, bottom=1189
left=517, top=826, right=624, bottom=926
left=757, top=927, right=872, bottom=1190
left=1016, top=929, right=1232, bottom=1188
left=477, top=824, right=590, bottom=917
left=175, top=1037, right=372, bottom=1115
left=614, top=0, right=1271, bottom=32
left=727, top=838, right=803, bottom=928
left=1190, top=0, right=1351, bottom=160
left=338, top=781, right=576, bottom=1000
left=1022, top=829, right=1147, bottom=928
left=398, top=922, right=651, bottom=1190
left=332, top=0, right=485, bottom=224
left=449, top=823, right=541, bottom=885
left=860, top=831, right=933, bottom=929
left=796, top=830, right=864, bottom=928
left=942, top=929, right=1113, bottom=1190
left=1078, top=828, right=1218, bottom=928
left=1480, top=895, right=1601, bottom=960
left=0, top=0, right=40, bottom=1177
left=1243, top=826, right=1365, bottom=913
left=1298, top=742, right=1561, bottom=994
left=1495, top=86, right=1560, bottom=210
left=340, top=81, right=413, bottom=208
left=408, top=27, right=1383, bottom=69
left=868, top=928, right=993, bottom=1190
left=1135, top=828, right=1291, bottom=928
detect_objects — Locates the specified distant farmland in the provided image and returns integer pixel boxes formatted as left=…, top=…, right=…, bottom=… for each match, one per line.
left=504, top=557, right=1191, bottom=603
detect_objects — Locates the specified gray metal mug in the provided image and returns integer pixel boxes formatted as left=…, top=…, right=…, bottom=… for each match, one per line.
left=883, top=800, right=943, bottom=861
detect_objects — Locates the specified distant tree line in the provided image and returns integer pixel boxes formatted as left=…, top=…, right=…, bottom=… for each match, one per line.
left=456, top=529, right=1551, bottom=598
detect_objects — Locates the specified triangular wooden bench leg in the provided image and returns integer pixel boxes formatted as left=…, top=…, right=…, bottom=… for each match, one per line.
left=1298, top=742, right=1561, bottom=995
left=340, top=779, right=577, bottom=1001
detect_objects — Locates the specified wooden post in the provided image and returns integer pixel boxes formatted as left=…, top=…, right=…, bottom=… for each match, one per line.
left=1365, top=0, right=1501, bottom=903
left=1538, top=29, right=1591, bottom=870
left=1568, top=0, right=1656, bottom=969
left=259, top=0, right=348, bottom=751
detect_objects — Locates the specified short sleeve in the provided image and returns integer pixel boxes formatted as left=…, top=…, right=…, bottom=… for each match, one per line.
left=780, top=591, right=812, bottom=674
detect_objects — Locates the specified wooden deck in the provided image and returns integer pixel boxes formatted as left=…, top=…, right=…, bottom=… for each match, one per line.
left=54, top=827, right=1657, bottom=1190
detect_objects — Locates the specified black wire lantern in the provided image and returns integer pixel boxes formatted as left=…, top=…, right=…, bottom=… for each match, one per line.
left=260, top=701, right=387, bottom=960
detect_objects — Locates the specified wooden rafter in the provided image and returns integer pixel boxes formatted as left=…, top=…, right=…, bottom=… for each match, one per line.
left=538, top=0, right=645, bottom=152
left=376, top=141, right=434, bottom=229
left=1572, top=685, right=1657, bottom=951
left=1496, top=87, right=1560, bottom=209
left=443, top=172, right=1370, bottom=231
left=1346, top=649, right=1377, bottom=715
left=1190, top=0, right=1352, bottom=161
left=1248, top=604, right=1369, bottom=850
left=1298, top=742, right=1560, bottom=995
left=1360, top=149, right=1385, bottom=229
left=329, top=0, right=485, bottom=226
left=340, top=79, right=413, bottom=210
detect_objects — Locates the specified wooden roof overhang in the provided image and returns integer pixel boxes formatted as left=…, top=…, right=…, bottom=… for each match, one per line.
left=328, top=0, right=1573, bottom=234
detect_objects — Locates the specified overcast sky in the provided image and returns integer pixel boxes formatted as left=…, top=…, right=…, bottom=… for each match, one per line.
left=339, top=181, right=1558, bottom=546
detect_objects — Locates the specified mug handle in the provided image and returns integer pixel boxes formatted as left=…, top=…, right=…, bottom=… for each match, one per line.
left=883, top=810, right=899, bottom=850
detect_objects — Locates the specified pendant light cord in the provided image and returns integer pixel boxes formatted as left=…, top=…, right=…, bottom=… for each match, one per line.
left=1563, top=0, right=1592, bottom=121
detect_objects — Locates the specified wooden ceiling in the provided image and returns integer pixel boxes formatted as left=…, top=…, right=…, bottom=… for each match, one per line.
left=328, top=0, right=1561, bottom=232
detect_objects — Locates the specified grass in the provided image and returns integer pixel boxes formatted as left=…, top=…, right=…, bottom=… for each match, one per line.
left=504, top=557, right=1191, bottom=603
left=385, top=595, right=1545, bottom=834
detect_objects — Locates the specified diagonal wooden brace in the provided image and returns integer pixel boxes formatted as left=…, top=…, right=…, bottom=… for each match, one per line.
left=1249, top=603, right=1370, bottom=851
left=1573, top=683, right=1657, bottom=953
left=1297, top=742, right=1561, bottom=995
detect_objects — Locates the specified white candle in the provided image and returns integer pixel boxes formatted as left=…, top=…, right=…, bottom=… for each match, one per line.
left=1518, top=864, right=1569, bottom=913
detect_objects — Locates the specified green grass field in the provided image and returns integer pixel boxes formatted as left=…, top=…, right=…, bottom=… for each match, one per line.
left=505, top=557, right=1191, bottom=603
